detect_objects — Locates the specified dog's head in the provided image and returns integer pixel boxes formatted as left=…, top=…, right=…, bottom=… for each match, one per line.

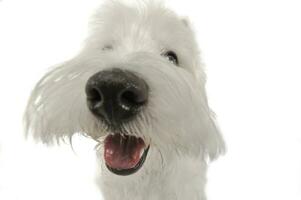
left=24, top=1, right=224, bottom=176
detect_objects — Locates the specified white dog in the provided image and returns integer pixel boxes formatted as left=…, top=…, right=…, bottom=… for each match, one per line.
left=25, top=1, right=225, bottom=199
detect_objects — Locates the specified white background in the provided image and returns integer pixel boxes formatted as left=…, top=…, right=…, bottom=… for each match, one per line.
left=0, top=0, right=301, bottom=200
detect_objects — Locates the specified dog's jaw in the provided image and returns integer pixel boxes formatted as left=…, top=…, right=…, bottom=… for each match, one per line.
left=97, top=149, right=208, bottom=200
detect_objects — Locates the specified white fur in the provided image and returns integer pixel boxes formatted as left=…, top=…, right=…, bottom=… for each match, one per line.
left=25, top=1, right=225, bottom=199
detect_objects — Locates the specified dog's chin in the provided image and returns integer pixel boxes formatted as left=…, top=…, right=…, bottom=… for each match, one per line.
left=104, top=133, right=150, bottom=176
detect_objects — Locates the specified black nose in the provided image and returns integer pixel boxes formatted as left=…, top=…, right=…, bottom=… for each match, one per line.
left=85, top=68, right=148, bottom=125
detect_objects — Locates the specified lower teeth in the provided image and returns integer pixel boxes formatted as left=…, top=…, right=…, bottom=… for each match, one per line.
left=139, top=149, right=144, bottom=158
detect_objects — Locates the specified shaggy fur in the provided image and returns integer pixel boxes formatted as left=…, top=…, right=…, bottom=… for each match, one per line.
left=25, top=1, right=225, bottom=199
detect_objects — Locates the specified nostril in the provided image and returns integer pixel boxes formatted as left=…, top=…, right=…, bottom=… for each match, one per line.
left=87, top=87, right=103, bottom=105
left=121, top=90, right=137, bottom=105
left=120, top=89, right=147, bottom=107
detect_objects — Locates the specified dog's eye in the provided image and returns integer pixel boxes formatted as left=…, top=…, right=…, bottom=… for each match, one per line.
left=162, top=51, right=178, bottom=65
left=102, top=45, right=113, bottom=51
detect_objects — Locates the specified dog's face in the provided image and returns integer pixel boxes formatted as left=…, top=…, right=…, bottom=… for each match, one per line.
left=25, top=2, right=224, bottom=176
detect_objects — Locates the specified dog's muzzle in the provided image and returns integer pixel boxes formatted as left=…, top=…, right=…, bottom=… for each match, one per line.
left=85, top=68, right=150, bottom=176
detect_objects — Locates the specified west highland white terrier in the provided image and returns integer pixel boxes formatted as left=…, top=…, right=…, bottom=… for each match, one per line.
left=25, top=1, right=225, bottom=199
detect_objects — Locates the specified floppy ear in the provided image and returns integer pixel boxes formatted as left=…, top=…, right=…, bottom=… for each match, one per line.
left=23, top=59, right=98, bottom=145
left=23, top=62, right=74, bottom=144
left=191, top=48, right=225, bottom=160
left=203, top=110, right=226, bottom=161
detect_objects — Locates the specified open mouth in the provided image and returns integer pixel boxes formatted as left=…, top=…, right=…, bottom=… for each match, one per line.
left=104, top=134, right=149, bottom=176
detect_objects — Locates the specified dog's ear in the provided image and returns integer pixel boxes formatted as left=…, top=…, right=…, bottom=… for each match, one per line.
left=23, top=59, right=97, bottom=145
left=23, top=62, right=71, bottom=144
left=202, top=110, right=226, bottom=161
left=182, top=14, right=225, bottom=160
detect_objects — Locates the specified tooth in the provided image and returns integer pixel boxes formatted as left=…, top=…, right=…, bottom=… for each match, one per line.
left=140, top=149, right=144, bottom=158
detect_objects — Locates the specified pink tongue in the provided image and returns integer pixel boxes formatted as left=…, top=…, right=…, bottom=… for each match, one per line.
left=104, top=134, right=145, bottom=170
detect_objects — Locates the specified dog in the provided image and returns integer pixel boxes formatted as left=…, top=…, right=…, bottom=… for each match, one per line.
left=24, top=1, right=225, bottom=199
